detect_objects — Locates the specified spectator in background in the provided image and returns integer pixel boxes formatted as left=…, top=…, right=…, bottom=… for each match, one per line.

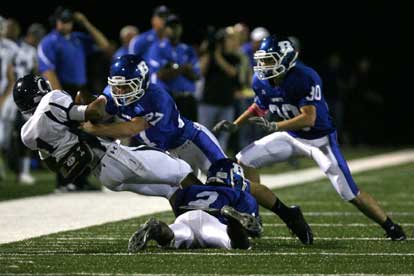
left=234, top=22, right=250, bottom=46
left=199, top=26, right=243, bottom=152
left=112, top=25, right=138, bottom=62
left=237, top=27, right=269, bottom=149
left=38, top=6, right=110, bottom=95
left=148, top=14, right=201, bottom=122
left=3, top=20, right=46, bottom=184
left=128, top=5, right=170, bottom=62
left=0, top=15, right=17, bottom=181
left=37, top=6, right=110, bottom=192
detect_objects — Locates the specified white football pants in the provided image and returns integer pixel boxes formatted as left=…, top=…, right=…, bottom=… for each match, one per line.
left=94, top=143, right=193, bottom=200
left=169, top=210, right=231, bottom=249
left=236, top=131, right=360, bottom=201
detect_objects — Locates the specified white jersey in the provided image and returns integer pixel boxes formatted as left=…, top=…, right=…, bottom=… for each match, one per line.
left=0, top=38, right=18, bottom=95
left=21, top=90, right=193, bottom=198
left=15, top=41, right=37, bottom=78
left=21, top=90, right=86, bottom=161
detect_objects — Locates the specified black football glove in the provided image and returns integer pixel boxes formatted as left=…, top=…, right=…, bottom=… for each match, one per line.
left=212, top=120, right=238, bottom=134
left=248, top=117, right=279, bottom=133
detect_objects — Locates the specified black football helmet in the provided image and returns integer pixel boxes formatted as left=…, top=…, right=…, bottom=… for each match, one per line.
left=13, top=74, right=52, bottom=116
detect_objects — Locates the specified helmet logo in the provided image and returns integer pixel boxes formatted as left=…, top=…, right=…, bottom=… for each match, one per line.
left=278, top=41, right=294, bottom=54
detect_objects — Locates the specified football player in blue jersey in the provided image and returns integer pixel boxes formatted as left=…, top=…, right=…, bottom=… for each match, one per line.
left=81, top=54, right=314, bottom=245
left=81, top=54, right=225, bottom=175
left=127, top=158, right=263, bottom=251
left=128, top=5, right=170, bottom=62
left=213, top=35, right=406, bottom=241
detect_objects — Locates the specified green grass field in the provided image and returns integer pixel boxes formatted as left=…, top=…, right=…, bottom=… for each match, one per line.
left=0, top=162, right=413, bottom=275
left=0, top=146, right=401, bottom=201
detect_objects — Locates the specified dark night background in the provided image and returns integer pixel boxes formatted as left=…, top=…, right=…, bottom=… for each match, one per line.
left=3, top=1, right=410, bottom=144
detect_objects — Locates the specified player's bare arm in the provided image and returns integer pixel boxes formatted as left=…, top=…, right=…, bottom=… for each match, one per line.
left=73, top=12, right=110, bottom=54
left=84, top=95, right=107, bottom=122
left=248, top=105, right=316, bottom=133
left=212, top=103, right=262, bottom=133
left=80, top=116, right=149, bottom=139
left=275, top=105, right=316, bottom=131
left=235, top=103, right=263, bottom=125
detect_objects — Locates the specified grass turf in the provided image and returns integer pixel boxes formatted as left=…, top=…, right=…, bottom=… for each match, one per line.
left=0, top=162, right=413, bottom=274
left=0, top=146, right=402, bottom=201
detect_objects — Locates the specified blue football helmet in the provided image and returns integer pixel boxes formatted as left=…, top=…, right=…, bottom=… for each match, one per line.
left=253, top=35, right=298, bottom=80
left=108, top=54, right=149, bottom=106
left=206, top=158, right=249, bottom=192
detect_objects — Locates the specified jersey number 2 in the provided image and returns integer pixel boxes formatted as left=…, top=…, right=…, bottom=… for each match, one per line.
left=187, top=191, right=219, bottom=208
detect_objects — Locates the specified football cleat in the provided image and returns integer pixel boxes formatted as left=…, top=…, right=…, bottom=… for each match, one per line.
left=221, top=205, right=263, bottom=238
left=128, top=218, right=174, bottom=252
left=385, top=224, right=406, bottom=241
left=284, top=206, right=313, bottom=245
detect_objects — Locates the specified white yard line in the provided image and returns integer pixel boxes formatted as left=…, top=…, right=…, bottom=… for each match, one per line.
left=260, top=211, right=414, bottom=216
left=0, top=272, right=414, bottom=276
left=263, top=223, right=414, bottom=227
left=2, top=252, right=414, bottom=257
left=0, top=149, right=413, bottom=245
left=260, top=237, right=414, bottom=241
left=1, top=274, right=414, bottom=276
left=34, top=236, right=414, bottom=241
left=261, top=149, right=414, bottom=189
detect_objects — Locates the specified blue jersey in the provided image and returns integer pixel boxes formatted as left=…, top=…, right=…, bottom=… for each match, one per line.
left=252, top=62, right=335, bottom=139
left=128, top=29, right=159, bottom=62
left=38, top=30, right=95, bottom=86
left=174, top=184, right=259, bottom=225
left=147, top=39, right=200, bottom=95
left=103, top=83, right=197, bottom=149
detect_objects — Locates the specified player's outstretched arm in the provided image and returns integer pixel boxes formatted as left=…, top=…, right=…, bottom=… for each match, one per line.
left=212, top=102, right=263, bottom=134
left=80, top=116, right=149, bottom=139
left=85, top=95, right=107, bottom=122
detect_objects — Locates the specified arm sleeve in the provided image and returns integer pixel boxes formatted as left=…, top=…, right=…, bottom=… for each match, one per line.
left=252, top=76, right=269, bottom=110
left=37, top=38, right=57, bottom=73
left=68, top=105, right=87, bottom=121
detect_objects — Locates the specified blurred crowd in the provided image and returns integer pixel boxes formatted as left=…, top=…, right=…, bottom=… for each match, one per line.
left=0, top=5, right=384, bottom=189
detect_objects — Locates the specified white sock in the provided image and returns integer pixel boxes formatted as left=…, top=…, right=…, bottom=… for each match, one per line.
left=22, top=157, right=31, bottom=175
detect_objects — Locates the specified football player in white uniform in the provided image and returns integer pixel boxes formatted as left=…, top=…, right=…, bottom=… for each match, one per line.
left=13, top=74, right=201, bottom=202
left=2, top=20, right=46, bottom=184
left=0, top=15, right=18, bottom=180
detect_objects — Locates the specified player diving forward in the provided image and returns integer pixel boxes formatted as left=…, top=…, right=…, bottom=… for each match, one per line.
left=128, top=158, right=263, bottom=251
left=13, top=74, right=312, bottom=247
left=13, top=74, right=202, bottom=201
left=80, top=54, right=314, bottom=245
